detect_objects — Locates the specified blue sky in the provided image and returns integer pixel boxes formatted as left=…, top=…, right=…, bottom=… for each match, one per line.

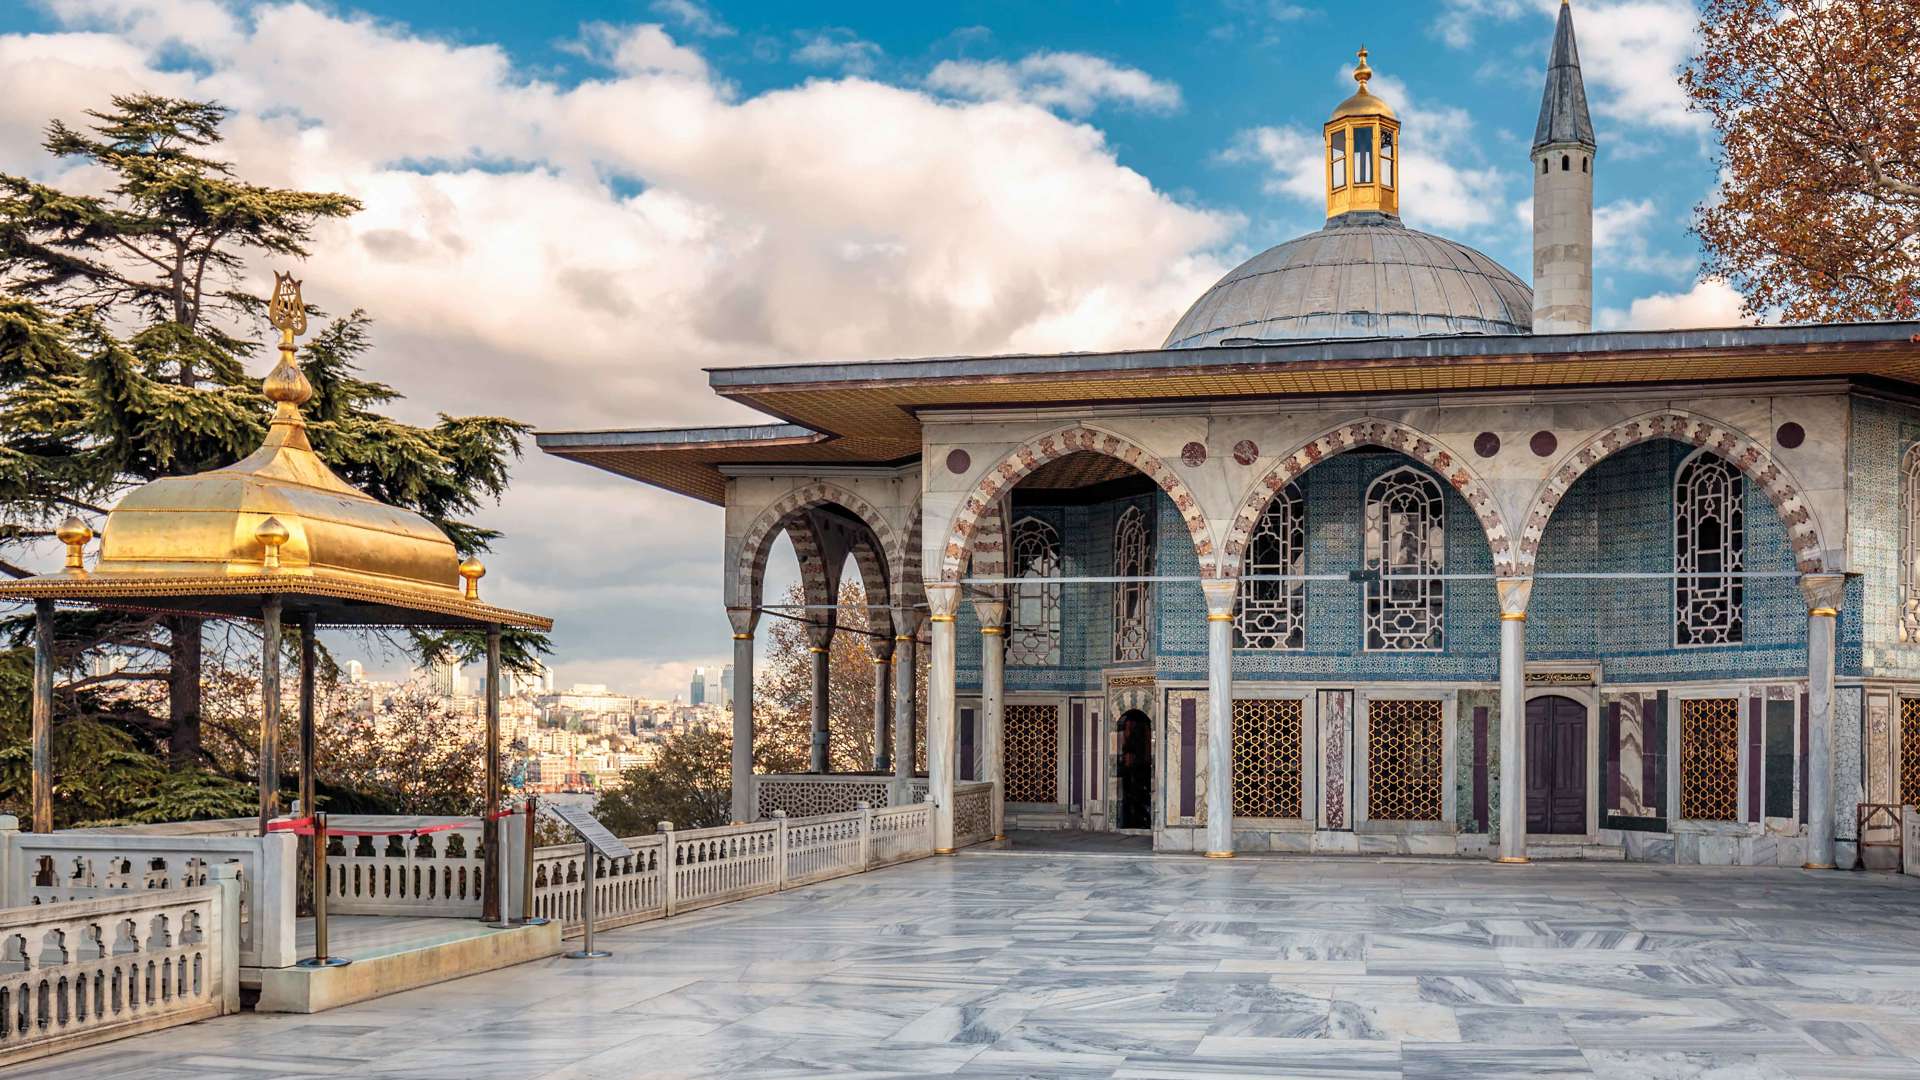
left=0, top=1, right=1737, bottom=695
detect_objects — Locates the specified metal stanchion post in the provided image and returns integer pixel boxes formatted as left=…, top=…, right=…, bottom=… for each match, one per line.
left=522, top=795, right=548, bottom=926
left=298, top=813, right=350, bottom=968
left=489, top=806, right=515, bottom=929
left=565, top=836, right=609, bottom=959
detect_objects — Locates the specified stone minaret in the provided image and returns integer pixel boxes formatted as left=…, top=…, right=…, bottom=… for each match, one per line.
left=1532, top=0, right=1596, bottom=333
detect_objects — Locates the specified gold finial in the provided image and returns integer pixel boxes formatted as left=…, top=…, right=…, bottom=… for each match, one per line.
left=459, top=556, right=486, bottom=600
left=256, top=516, right=290, bottom=570
left=263, top=271, right=313, bottom=409
left=1353, top=46, right=1372, bottom=95
left=56, top=516, right=92, bottom=574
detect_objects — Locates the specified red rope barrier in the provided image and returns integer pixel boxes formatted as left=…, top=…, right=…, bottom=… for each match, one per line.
left=266, top=805, right=529, bottom=838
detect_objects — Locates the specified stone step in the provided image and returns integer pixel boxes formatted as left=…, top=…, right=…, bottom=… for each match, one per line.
left=1527, top=844, right=1626, bottom=861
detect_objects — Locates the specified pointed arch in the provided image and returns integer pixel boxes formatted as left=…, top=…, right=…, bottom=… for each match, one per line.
left=732, top=481, right=897, bottom=613
left=1518, top=409, right=1829, bottom=574
left=1223, top=417, right=1516, bottom=578
left=937, top=426, right=1217, bottom=581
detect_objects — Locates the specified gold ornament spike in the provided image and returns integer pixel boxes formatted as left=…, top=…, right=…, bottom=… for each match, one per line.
left=1354, top=46, right=1372, bottom=93
left=257, top=516, right=290, bottom=570
left=263, top=271, right=314, bottom=409
left=459, top=556, right=486, bottom=601
left=55, top=516, right=93, bottom=575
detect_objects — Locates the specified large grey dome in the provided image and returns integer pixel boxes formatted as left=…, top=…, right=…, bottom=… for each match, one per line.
left=1164, top=212, right=1533, bottom=347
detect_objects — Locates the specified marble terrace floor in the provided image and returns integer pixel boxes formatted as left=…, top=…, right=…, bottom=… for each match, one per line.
left=17, top=851, right=1920, bottom=1080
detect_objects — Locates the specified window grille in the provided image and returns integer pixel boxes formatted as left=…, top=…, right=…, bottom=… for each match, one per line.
left=1675, top=453, right=1744, bottom=646
left=1004, top=704, right=1058, bottom=803
left=1903, top=698, right=1920, bottom=806
left=1902, top=445, right=1920, bottom=643
left=1366, top=699, right=1444, bottom=821
left=1365, top=467, right=1444, bottom=651
left=1009, top=516, right=1061, bottom=666
left=1232, top=699, right=1303, bottom=819
left=1235, top=482, right=1306, bottom=650
left=1112, top=505, right=1152, bottom=663
left=1679, top=697, right=1741, bottom=821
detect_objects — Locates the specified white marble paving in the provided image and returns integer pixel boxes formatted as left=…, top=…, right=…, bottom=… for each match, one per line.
left=10, top=852, right=1920, bottom=1079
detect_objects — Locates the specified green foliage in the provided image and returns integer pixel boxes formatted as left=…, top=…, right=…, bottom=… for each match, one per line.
left=593, top=728, right=734, bottom=836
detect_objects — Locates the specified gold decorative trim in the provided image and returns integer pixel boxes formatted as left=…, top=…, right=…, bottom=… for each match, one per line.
left=809, top=646, right=828, bottom=654
left=992, top=833, right=1007, bottom=841
left=1802, top=862, right=1836, bottom=871
left=1500, top=612, right=1527, bottom=622
left=1203, top=850, right=1235, bottom=858
left=933, top=847, right=956, bottom=855
left=1810, top=607, right=1839, bottom=618
left=732, top=633, right=753, bottom=640
left=929, top=614, right=956, bottom=623
left=0, top=573, right=551, bottom=629
left=1495, top=856, right=1530, bottom=865
left=980, top=626, right=1006, bottom=636
left=1207, top=613, right=1234, bottom=622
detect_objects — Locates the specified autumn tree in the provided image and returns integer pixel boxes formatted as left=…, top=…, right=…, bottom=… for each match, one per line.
left=753, top=580, right=926, bottom=774
left=593, top=728, right=733, bottom=834
left=1685, top=0, right=1920, bottom=321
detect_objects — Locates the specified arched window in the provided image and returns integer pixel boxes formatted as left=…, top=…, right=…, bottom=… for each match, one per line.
left=1009, top=515, right=1062, bottom=666
left=1541, top=158, right=1549, bottom=175
left=1235, top=481, right=1306, bottom=650
left=1365, top=467, right=1445, bottom=651
left=1112, top=504, right=1153, bottom=663
left=1901, top=445, right=1920, bottom=643
left=1330, top=129, right=1348, bottom=190
left=1561, top=154, right=1571, bottom=171
left=1675, top=452, right=1745, bottom=646
left=1581, top=156, right=1589, bottom=173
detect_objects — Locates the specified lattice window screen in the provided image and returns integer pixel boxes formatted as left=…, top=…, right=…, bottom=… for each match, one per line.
left=1010, top=517, right=1062, bottom=666
left=1680, top=697, right=1741, bottom=821
left=1004, top=704, right=1059, bottom=803
left=1364, top=468, right=1445, bottom=651
left=1232, top=699, right=1303, bottom=819
left=1675, top=454, right=1745, bottom=646
left=1236, top=481, right=1306, bottom=650
left=1903, top=698, right=1920, bottom=806
left=1113, top=505, right=1153, bottom=663
left=1366, top=699, right=1444, bottom=821
left=1904, top=446, right=1920, bottom=643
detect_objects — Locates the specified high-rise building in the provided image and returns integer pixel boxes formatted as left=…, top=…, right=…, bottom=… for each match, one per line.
left=719, top=663, right=734, bottom=708
left=690, top=667, right=707, bottom=706
left=344, top=659, right=365, bottom=683
left=429, top=660, right=464, bottom=698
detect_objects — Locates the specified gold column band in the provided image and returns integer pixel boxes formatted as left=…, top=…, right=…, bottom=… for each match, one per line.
left=895, top=635, right=913, bottom=641
left=1203, top=850, right=1235, bottom=858
left=929, top=614, right=955, bottom=623
left=809, top=646, right=828, bottom=654
left=1500, top=612, right=1527, bottom=622
left=1206, top=613, right=1234, bottom=622
left=933, top=847, right=956, bottom=855
left=980, top=626, right=1005, bottom=635
left=732, top=633, right=753, bottom=640
left=1810, top=607, right=1838, bottom=618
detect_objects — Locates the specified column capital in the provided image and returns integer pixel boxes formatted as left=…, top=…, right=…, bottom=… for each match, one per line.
left=1799, top=572, right=1845, bottom=616
left=1496, top=577, right=1534, bottom=620
left=725, top=606, right=761, bottom=636
left=925, top=581, right=961, bottom=619
left=970, top=597, right=1007, bottom=629
left=805, top=622, right=836, bottom=650
left=1199, top=577, right=1238, bottom=620
left=868, top=636, right=895, bottom=663
left=890, top=605, right=926, bottom=635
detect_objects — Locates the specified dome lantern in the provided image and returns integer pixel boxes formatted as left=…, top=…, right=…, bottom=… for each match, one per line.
left=1325, top=46, right=1400, bottom=220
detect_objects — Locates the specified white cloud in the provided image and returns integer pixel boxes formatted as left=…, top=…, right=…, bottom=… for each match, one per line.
left=649, top=0, right=733, bottom=38
left=569, top=22, right=709, bottom=78
left=1593, top=197, right=1695, bottom=277
left=927, top=51, right=1182, bottom=117
left=3, top=0, right=1234, bottom=694
left=1597, top=279, right=1750, bottom=330
left=1433, top=0, right=1702, bottom=133
left=791, top=29, right=882, bottom=75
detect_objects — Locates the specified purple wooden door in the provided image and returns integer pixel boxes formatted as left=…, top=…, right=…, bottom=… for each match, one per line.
left=1525, top=695, right=1588, bottom=835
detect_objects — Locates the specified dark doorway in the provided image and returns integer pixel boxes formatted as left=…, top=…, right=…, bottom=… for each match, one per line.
left=1526, top=695, right=1588, bottom=834
left=1118, top=709, right=1153, bottom=829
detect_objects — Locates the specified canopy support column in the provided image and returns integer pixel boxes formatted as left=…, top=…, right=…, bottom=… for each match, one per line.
left=926, top=584, right=959, bottom=853
left=483, top=624, right=503, bottom=922
left=870, top=638, right=893, bottom=773
left=298, top=613, right=318, bottom=892
left=259, top=596, right=283, bottom=835
left=973, top=596, right=1007, bottom=842
left=729, top=608, right=760, bottom=823
left=1802, top=574, right=1844, bottom=870
left=31, top=600, right=54, bottom=833
left=1201, top=579, right=1237, bottom=859
left=1496, top=578, right=1534, bottom=865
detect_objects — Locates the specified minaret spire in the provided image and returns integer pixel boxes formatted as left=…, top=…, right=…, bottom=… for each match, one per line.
left=1531, top=0, right=1596, bottom=334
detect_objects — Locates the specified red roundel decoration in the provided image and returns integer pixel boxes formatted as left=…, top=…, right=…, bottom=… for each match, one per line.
left=945, top=448, right=971, bottom=474
left=1232, top=439, right=1259, bottom=465
left=1181, top=441, right=1207, bottom=467
left=1473, top=432, right=1500, bottom=458
left=1775, top=422, right=1805, bottom=449
left=1529, top=431, right=1558, bottom=458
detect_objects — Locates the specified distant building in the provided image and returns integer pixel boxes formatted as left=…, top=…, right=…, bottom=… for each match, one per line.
left=719, top=663, right=734, bottom=707
left=690, top=667, right=707, bottom=706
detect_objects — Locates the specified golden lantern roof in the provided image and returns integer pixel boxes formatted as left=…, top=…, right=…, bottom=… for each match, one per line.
left=0, top=273, right=549, bottom=630
left=1330, top=46, right=1396, bottom=120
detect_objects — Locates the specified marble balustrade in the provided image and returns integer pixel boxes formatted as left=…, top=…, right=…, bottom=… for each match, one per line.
left=0, top=868, right=240, bottom=1068
left=320, top=817, right=487, bottom=919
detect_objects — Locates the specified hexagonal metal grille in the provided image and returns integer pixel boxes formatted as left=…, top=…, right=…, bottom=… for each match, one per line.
left=1005, top=704, right=1058, bottom=803
left=1680, top=697, right=1741, bottom=821
left=1366, top=699, right=1444, bottom=821
left=1903, top=698, right=1920, bottom=806
left=1232, top=699, right=1303, bottom=819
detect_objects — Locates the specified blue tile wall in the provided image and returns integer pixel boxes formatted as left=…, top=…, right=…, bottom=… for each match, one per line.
left=1850, top=395, right=1920, bottom=678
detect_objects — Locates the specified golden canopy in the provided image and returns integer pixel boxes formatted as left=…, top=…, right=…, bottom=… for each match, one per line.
left=0, top=274, right=549, bottom=630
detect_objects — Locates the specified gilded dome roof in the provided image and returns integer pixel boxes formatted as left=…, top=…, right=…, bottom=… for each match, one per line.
left=1163, top=212, right=1533, bottom=348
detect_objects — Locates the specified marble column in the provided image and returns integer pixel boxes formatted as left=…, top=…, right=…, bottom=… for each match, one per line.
left=926, top=582, right=959, bottom=853
left=808, top=621, right=833, bottom=773
left=1200, top=579, right=1237, bottom=858
left=870, top=635, right=893, bottom=773
left=1496, top=578, right=1534, bottom=863
left=973, top=595, right=1008, bottom=841
left=892, top=607, right=921, bottom=788
left=728, top=607, right=759, bottom=824
left=1802, top=573, right=1844, bottom=870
